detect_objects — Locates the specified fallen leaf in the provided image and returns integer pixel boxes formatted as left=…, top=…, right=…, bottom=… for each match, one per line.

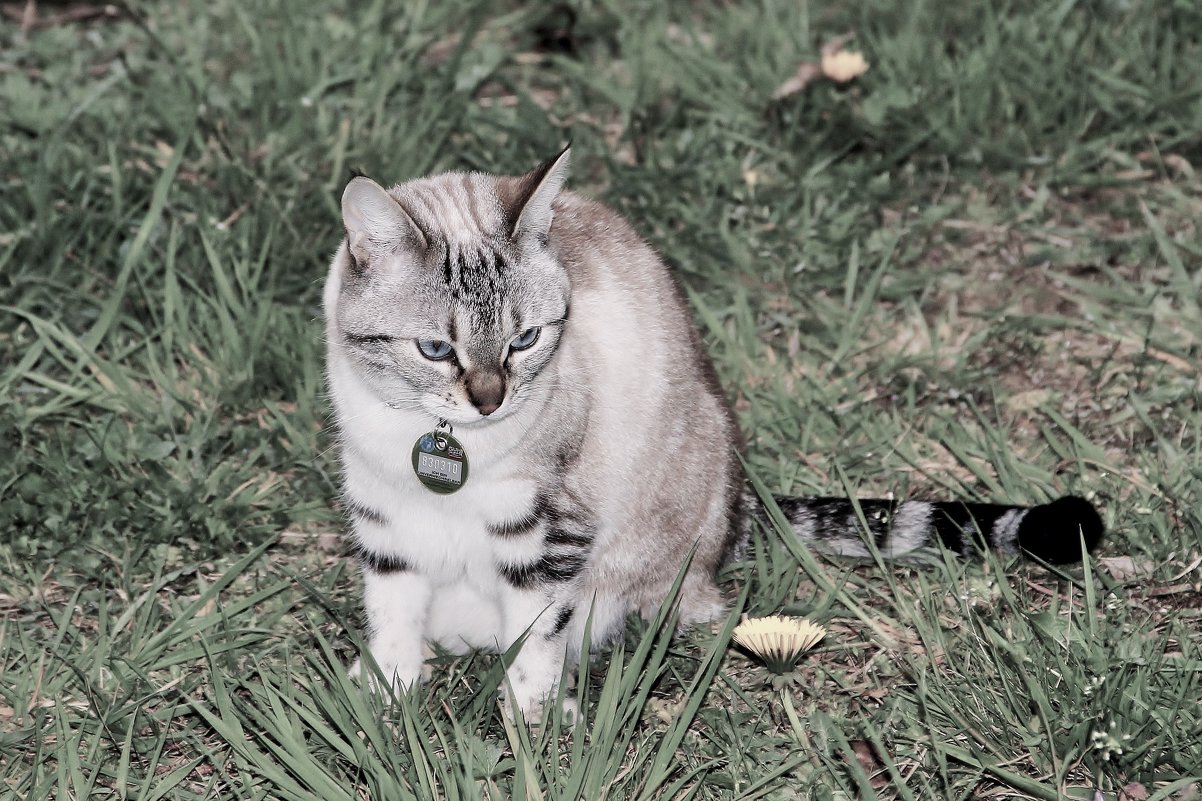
left=1163, top=154, right=1195, bottom=178
left=1005, top=388, right=1053, bottom=411
left=1120, top=782, right=1149, bottom=801
left=0, top=2, right=119, bottom=31
left=848, top=739, right=888, bottom=790
left=1099, top=555, right=1154, bottom=581
left=1169, top=782, right=1201, bottom=801
left=648, top=697, right=684, bottom=724
left=772, top=62, right=821, bottom=99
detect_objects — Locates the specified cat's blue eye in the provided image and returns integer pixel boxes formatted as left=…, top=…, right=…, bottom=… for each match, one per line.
left=509, top=327, right=541, bottom=351
left=416, top=339, right=454, bottom=361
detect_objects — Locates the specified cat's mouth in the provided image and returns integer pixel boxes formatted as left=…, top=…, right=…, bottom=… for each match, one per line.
left=416, top=396, right=520, bottom=427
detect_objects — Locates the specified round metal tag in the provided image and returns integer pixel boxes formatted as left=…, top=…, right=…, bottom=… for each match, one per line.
left=411, top=429, right=469, bottom=494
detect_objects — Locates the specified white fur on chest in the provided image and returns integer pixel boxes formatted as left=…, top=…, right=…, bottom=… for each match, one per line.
left=331, top=354, right=542, bottom=587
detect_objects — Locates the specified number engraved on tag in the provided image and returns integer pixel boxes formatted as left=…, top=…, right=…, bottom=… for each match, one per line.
left=416, top=452, right=462, bottom=482
left=410, top=429, right=469, bottom=494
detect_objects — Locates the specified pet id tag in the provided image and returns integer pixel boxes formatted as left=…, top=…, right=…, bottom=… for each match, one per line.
left=411, top=422, right=469, bottom=494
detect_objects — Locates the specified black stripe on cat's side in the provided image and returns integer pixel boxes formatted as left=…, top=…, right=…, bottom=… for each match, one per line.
left=352, top=543, right=412, bottom=575
left=774, top=495, right=1103, bottom=564
left=499, top=552, right=588, bottom=589
left=549, top=605, right=575, bottom=638
left=542, top=497, right=598, bottom=551
left=344, top=496, right=389, bottom=528
left=488, top=494, right=553, bottom=538
left=496, top=490, right=596, bottom=587
left=544, top=522, right=594, bottom=549
left=553, top=427, right=585, bottom=470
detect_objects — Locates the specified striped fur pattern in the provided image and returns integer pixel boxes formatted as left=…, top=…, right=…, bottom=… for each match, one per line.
left=776, top=495, right=1102, bottom=565
left=323, top=148, right=1102, bottom=720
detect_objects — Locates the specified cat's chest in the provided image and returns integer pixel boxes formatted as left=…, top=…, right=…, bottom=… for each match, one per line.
left=349, top=454, right=542, bottom=585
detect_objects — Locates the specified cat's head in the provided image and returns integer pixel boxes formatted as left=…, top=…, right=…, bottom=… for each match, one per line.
left=328, top=148, right=572, bottom=425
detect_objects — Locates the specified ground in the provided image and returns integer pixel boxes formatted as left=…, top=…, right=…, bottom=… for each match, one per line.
left=1, top=1, right=1200, bottom=799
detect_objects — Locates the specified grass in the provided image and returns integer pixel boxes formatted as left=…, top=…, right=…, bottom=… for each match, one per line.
left=1, top=0, right=1201, bottom=798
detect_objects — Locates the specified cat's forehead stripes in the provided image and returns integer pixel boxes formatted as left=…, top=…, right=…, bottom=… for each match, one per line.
left=397, top=172, right=506, bottom=244
left=440, top=243, right=525, bottom=367
left=393, top=173, right=525, bottom=326
left=441, top=239, right=510, bottom=312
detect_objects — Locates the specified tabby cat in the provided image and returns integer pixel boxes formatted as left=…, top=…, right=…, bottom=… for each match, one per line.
left=323, top=147, right=1103, bottom=719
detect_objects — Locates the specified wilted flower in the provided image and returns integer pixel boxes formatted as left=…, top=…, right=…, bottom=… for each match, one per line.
left=732, top=615, right=827, bottom=674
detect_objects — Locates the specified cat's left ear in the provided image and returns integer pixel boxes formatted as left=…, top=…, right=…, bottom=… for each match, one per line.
left=341, top=176, right=427, bottom=268
left=509, top=145, right=571, bottom=243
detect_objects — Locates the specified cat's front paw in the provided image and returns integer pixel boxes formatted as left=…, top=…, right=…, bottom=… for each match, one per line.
left=499, top=682, right=578, bottom=728
left=347, top=652, right=423, bottom=695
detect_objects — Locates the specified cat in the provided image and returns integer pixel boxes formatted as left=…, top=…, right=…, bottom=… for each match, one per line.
left=323, top=146, right=1103, bottom=720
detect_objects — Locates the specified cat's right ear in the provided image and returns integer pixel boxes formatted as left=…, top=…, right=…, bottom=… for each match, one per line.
left=508, top=145, right=571, bottom=244
left=341, top=177, right=426, bottom=268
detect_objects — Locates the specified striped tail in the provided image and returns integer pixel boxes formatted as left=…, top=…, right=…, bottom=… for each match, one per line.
left=773, top=495, right=1104, bottom=564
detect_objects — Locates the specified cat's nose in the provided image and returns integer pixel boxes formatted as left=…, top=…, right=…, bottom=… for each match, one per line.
left=466, top=370, right=506, bottom=416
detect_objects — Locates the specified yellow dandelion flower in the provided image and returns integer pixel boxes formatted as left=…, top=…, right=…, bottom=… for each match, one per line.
left=820, top=50, right=869, bottom=83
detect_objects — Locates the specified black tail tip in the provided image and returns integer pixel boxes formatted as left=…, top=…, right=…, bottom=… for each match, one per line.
left=1016, top=496, right=1104, bottom=564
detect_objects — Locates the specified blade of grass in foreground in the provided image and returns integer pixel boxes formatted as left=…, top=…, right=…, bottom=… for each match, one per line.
left=637, top=577, right=749, bottom=799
